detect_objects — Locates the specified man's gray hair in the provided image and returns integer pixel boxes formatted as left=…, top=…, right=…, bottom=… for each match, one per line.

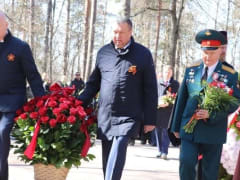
left=116, top=17, right=132, bottom=30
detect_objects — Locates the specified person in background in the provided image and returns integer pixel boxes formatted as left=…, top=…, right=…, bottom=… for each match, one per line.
left=155, top=66, right=179, bottom=160
left=0, top=11, right=45, bottom=180
left=219, top=31, right=234, bottom=69
left=78, top=18, right=157, bottom=180
left=70, top=72, right=85, bottom=96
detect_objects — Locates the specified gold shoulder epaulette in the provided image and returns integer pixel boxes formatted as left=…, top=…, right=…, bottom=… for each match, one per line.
left=187, top=61, right=201, bottom=68
left=222, top=65, right=236, bottom=74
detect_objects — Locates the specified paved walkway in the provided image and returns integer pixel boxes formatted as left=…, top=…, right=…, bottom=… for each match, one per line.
left=9, top=140, right=180, bottom=180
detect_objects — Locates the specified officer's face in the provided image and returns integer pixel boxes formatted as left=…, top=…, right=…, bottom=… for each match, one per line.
left=202, top=48, right=222, bottom=66
left=112, top=22, right=132, bottom=49
left=0, top=14, right=8, bottom=40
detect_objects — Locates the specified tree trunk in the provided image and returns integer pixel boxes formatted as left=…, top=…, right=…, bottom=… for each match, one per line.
left=82, top=0, right=91, bottom=80
left=102, top=0, right=108, bottom=45
left=11, top=0, right=15, bottom=33
left=169, top=0, right=185, bottom=76
left=43, top=0, right=52, bottom=74
left=175, top=40, right=181, bottom=80
left=30, top=0, right=35, bottom=57
left=49, top=0, right=56, bottom=82
left=226, top=0, right=231, bottom=31
left=154, top=0, right=162, bottom=68
left=86, top=0, right=97, bottom=79
left=63, top=0, right=71, bottom=76
left=121, top=0, right=131, bottom=18
left=214, top=0, right=220, bottom=29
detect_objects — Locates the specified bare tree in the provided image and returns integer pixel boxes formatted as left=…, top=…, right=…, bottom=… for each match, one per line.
left=122, top=0, right=131, bottom=18
left=43, top=0, right=52, bottom=74
left=86, top=0, right=97, bottom=78
left=153, top=0, right=162, bottom=67
left=169, top=0, right=185, bottom=76
left=63, top=0, right=71, bottom=76
left=30, top=0, right=35, bottom=56
left=82, top=0, right=91, bottom=80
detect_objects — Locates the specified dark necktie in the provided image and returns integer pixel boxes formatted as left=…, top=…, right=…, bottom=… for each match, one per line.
left=201, top=67, right=208, bottom=82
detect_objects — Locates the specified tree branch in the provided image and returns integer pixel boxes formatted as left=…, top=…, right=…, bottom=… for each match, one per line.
left=130, top=6, right=172, bottom=17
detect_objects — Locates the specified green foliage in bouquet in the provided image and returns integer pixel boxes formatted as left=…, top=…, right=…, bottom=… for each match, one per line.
left=183, top=80, right=238, bottom=133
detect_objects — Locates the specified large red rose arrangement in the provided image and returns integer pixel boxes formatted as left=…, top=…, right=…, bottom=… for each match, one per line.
left=11, top=83, right=96, bottom=168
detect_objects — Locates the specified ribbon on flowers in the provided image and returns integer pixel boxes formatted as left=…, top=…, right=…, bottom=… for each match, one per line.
left=80, top=117, right=95, bottom=157
left=227, top=106, right=240, bottom=132
left=24, top=120, right=41, bottom=159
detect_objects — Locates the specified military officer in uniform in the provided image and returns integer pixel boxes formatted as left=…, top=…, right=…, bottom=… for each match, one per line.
left=0, top=11, right=45, bottom=180
left=78, top=18, right=158, bottom=180
left=171, top=29, right=240, bottom=180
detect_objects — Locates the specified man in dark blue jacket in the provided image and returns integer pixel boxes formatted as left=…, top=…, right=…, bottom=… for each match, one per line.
left=79, top=18, right=158, bottom=180
left=0, top=11, right=45, bottom=180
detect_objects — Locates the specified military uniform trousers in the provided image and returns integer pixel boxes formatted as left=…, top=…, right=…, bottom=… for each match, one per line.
left=102, top=136, right=129, bottom=180
left=0, top=112, right=15, bottom=180
left=180, top=139, right=222, bottom=180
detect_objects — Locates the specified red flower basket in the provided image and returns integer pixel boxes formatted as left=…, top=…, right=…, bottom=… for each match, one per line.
left=12, top=83, right=96, bottom=169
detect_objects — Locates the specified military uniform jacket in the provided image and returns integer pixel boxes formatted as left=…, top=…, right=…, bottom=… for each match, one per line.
left=79, top=38, right=158, bottom=140
left=171, top=61, right=240, bottom=144
left=0, top=31, right=45, bottom=112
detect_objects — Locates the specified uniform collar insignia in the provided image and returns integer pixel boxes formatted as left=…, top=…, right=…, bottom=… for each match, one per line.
left=128, top=65, right=137, bottom=75
left=8, top=53, right=15, bottom=61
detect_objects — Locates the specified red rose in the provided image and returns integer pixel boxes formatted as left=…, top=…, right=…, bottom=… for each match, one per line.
left=49, top=118, right=57, bottom=128
left=63, top=100, right=72, bottom=106
left=77, top=106, right=87, bottom=119
left=53, top=108, right=61, bottom=116
left=49, top=83, right=62, bottom=92
left=59, top=97, right=67, bottom=103
left=30, top=112, right=39, bottom=119
left=219, top=82, right=226, bottom=89
left=236, top=121, right=240, bottom=129
left=16, top=109, right=23, bottom=116
left=41, top=116, right=49, bottom=124
left=23, top=105, right=32, bottom=112
left=75, top=100, right=83, bottom=106
left=228, top=89, right=233, bottom=96
left=48, top=100, right=58, bottom=107
left=36, top=100, right=44, bottom=108
left=28, top=98, right=38, bottom=105
left=56, top=114, right=67, bottom=123
left=67, top=116, right=76, bottom=124
left=59, top=103, right=69, bottom=110
left=210, top=81, right=217, bottom=87
left=70, top=108, right=78, bottom=115
left=20, top=113, right=28, bottom=120
left=85, top=108, right=93, bottom=115
left=39, top=107, right=47, bottom=116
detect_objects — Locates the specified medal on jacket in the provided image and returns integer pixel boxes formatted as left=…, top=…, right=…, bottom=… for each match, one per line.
left=128, top=65, right=137, bottom=75
left=7, top=53, right=15, bottom=61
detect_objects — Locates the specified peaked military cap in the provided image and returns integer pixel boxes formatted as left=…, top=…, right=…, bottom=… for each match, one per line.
left=195, top=29, right=227, bottom=50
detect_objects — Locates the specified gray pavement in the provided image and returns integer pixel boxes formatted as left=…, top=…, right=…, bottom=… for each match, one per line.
left=9, top=140, right=180, bottom=180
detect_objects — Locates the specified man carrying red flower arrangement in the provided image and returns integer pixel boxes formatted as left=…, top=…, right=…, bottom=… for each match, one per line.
left=0, top=11, right=45, bottom=180
left=170, top=29, right=240, bottom=180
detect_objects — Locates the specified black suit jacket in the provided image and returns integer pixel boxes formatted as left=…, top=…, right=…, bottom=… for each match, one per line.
left=79, top=38, right=158, bottom=140
left=0, top=31, right=45, bottom=112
